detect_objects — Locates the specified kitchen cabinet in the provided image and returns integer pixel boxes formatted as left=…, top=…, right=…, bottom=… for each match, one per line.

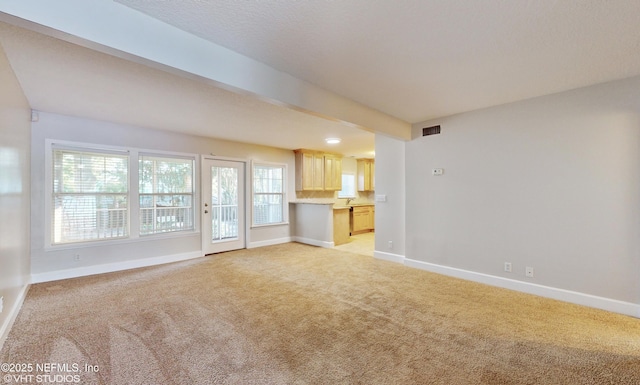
left=351, top=205, right=375, bottom=235
left=294, top=149, right=342, bottom=191
left=357, top=158, right=375, bottom=191
left=294, top=150, right=324, bottom=191
left=324, top=154, right=342, bottom=191
left=333, top=207, right=350, bottom=246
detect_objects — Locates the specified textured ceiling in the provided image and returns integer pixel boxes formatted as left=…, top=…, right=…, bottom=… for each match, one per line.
left=3, top=1, right=640, bottom=158
left=0, top=22, right=374, bottom=157
left=116, top=0, right=640, bottom=123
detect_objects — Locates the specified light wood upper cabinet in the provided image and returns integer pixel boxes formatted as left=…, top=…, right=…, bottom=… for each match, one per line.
left=323, top=154, right=342, bottom=191
left=295, top=150, right=323, bottom=191
left=294, top=149, right=342, bottom=191
left=357, top=158, right=375, bottom=191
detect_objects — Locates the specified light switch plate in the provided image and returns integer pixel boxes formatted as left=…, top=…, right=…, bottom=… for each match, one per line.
left=375, top=194, right=387, bottom=202
left=432, top=168, right=444, bottom=176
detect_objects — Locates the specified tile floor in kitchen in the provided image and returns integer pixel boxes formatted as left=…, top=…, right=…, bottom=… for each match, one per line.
left=333, top=232, right=374, bottom=257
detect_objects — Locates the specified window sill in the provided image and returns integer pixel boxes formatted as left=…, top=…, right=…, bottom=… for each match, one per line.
left=251, top=222, right=289, bottom=229
left=46, top=230, right=201, bottom=251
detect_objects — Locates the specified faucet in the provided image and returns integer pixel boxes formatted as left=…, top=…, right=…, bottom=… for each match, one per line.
left=346, top=198, right=353, bottom=205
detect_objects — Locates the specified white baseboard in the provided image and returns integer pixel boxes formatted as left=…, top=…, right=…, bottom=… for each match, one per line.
left=373, top=250, right=406, bottom=264
left=248, top=237, right=293, bottom=249
left=293, top=236, right=334, bottom=248
left=404, top=258, right=640, bottom=318
left=31, top=251, right=204, bottom=283
left=370, top=251, right=639, bottom=318
left=0, top=283, right=30, bottom=351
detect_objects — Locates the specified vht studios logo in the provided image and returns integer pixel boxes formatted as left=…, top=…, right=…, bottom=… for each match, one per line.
left=4, top=373, right=82, bottom=383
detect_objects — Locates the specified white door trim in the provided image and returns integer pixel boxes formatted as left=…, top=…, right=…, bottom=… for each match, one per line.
left=201, top=157, right=247, bottom=254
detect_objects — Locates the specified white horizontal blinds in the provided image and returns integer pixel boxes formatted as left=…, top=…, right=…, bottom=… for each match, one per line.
left=52, top=148, right=129, bottom=244
left=139, top=155, right=195, bottom=235
left=253, top=165, right=284, bottom=225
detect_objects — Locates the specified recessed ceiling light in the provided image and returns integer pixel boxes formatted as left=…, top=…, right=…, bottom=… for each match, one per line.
left=325, top=138, right=341, bottom=144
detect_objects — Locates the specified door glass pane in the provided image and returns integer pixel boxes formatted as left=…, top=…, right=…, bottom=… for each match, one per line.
left=211, top=166, right=239, bottom=242
left=220, top=167, right=238, bottom=205
left=211, top=166, right=219, bottom=207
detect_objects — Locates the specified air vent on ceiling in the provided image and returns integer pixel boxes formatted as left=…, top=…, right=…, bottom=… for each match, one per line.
left=422, top=125, right=441, bottom=136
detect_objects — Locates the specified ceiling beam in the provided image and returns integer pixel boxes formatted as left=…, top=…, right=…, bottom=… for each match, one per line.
left=0, top=0, right=411, bottom=140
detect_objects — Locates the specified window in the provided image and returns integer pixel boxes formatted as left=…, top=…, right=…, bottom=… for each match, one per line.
left=338, top=173, right=356, bottom=198
left=52, top=147, right=129, bottom=244
left=49, top=141, right=198, bottom=246
left=253, top=163, right=286, bottom=226
left=139, top=155, right=195, bottom=235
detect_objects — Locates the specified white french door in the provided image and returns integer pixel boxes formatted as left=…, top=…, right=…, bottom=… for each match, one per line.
left=201, top=158, right=245, bottom=254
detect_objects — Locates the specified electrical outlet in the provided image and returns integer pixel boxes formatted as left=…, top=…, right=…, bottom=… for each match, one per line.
left=525, top=266, right=534, bottom=278
left=74, top=253, right=81, bottom=262
left=432, top=168, right=444, bottom=176
left=388, top=240, right=393, bottom=250
left=504, top=262, right=512, bottom=273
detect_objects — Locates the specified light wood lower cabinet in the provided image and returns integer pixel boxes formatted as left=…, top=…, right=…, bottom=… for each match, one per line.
left=333, top=208, right=350, bottom=246
left=351, top=205, right=375, bottom=235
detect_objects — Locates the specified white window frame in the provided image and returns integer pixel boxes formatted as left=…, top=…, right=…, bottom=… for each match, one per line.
left=48, top=142, right=130, bottom=246
left=138, top=153, right=196, bottom=236
left=45, top=139, right=199, bottom=249
left=251, top=161, right=288, bottom=227
left=338, top=172, right=356, bottom=198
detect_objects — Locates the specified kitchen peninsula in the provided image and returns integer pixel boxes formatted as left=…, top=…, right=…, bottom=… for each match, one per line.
left=290, top=201, right=374, bottom=248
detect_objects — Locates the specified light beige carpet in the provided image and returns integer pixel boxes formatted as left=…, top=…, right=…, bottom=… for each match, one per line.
left=2, top=242, right=640, bottom=384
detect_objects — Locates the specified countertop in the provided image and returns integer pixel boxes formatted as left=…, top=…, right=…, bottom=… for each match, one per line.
left=289, top=201, right=375, bottom=209
left=289, top=201, right=335, bottom=205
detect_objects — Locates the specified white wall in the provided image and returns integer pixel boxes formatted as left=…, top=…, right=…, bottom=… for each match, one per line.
left=0, top=47, right=31, bottom=347
left=290, top=203, right=334, bottom=248
left=374, top=134, right=406, bottom=262
left=406, top=76, right=640, bottom=309
left=31, top=112, right=295, bottom=281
